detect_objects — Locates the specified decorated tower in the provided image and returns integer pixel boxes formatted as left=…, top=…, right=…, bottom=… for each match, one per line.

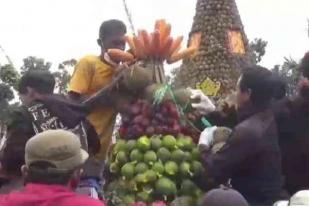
left=174, top=0, right=254, bottom=99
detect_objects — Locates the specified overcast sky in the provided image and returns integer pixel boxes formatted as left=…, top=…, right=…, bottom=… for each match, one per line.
left=0, top=0, right=308, bottom=72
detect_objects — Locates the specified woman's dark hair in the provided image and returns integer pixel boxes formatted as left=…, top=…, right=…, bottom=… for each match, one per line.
left=99, top=19, right=127, bottom=40
left=18, top=70, right=55, bottom=94
left=25, top=161, right=74, bottom=185
left=239, top=66, right=274, bottom=107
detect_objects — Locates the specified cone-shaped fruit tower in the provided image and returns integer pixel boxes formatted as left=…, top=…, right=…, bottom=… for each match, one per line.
left=104, top=21, right=208, bottom=206
left=174, top=0, right=254, bottom=99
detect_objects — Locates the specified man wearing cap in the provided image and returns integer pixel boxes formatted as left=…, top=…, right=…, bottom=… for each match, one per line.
left=0, top=70, right=102, bottom=196
left=0, top=130, right=105, bottom=206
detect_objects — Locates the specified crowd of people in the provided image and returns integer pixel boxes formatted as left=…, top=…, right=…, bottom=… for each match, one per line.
left=0, top=19, right=308, bottom=206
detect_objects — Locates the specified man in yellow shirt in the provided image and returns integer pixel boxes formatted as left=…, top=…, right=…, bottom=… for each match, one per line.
left=69, top=19, right=127, bottom=161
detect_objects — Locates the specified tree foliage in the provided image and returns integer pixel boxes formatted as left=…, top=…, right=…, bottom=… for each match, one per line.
left=20, top=56, right=52, bottom=74
left=0, top=63, right=19, bottom=138
left=272, top=57, right=300, bottom=97
left=54, top=59, right=76, bottom=94
left=0, top=64, right=20, bottom=89
left=250, top=38, right=268, bottom=64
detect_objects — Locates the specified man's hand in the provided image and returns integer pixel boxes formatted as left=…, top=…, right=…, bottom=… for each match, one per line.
left=198, top=126, right=218, bottom=150
left=81, top=64, right=128, bottom=109
left=188, top=88, right=216, bottom=115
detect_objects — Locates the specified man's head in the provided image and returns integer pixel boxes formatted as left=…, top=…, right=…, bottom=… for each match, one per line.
left=200, top=187, right=249, bottom=206
left=97, top=19, right=127, bottom=52
left=236, top=65, right=274, bottom=110
left=21, top=130, right=88, bottom=187
left=18, top=70, right=55, bottom=106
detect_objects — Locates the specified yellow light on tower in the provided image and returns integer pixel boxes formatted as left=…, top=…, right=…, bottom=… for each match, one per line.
left=228, top=30, right=245, bottom=54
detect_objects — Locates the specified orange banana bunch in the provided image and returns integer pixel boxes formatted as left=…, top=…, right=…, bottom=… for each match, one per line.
left=123, top=19, right=202, bottom=64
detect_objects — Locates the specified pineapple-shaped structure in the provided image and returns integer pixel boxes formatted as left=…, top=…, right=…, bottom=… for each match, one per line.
left=174, top=0, right=254, bottom=99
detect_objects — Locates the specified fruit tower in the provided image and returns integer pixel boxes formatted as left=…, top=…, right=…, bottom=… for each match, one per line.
left=174, top=0, right=254, bottom=99
left=103, top=20, right=208, bottom=206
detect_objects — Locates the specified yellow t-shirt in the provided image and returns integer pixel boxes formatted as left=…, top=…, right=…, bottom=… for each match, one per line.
left=69, top=55, right=116, bottom=160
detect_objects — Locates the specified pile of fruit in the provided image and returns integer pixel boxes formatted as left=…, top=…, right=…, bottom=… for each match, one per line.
left=118, top=99, right=201, bottom=143
left=174, top=0, right=254, bottom=98
left=103, top=19, right=211, bottom=206
left=105, top=135, right=205, bottom=206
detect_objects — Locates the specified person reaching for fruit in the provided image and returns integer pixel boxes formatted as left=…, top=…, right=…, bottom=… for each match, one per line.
left=68, top=19, right=127, bottom=161
left=198, top=66, right=282, bottom=206
left=188, top=88, right=216, bottom=115
left=189, top=88, right=238, bottom=129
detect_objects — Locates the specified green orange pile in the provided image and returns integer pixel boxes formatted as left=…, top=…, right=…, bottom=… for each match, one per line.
left=105, top=135, right=206, bottom=205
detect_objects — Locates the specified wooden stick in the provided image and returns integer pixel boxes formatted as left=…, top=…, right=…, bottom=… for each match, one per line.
left=82, top=64, right=128, bottom=108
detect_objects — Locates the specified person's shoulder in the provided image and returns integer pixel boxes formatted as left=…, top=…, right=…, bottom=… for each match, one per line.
left=234, top=113, right=268, bottom=140
left=76, top=55, right=111, bottom=72
left=78, top=55, right=101, bottom=64
left=73, top=195, right=106, bottom=206
left=236, top=110, right=276, bottom=140
left=234, top=121, right=258, bottom=140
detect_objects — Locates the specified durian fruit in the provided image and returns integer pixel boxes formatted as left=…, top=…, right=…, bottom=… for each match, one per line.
left=174, top=0, right=254, bottom=100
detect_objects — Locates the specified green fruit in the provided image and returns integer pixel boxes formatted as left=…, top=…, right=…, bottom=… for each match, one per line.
left=130, top=149, right=143, bottom=162
left=183, top=151, right=192, bottom=162
left=170, top=196, right=195, bottom=206
left=109, top=162, right=120, bottom=174
left=151, top=137, right=162, bottom=150
left=191, top=148, right=201, bottom=160
left=194, top=188, right=203, bottom=199
left=155, top=177, right=177, bottom=197
left=191, top=161, right=204, bottom=176
left=171, top=149, right=185, bottom=163
left=164, top=161, right=179, bottom=176
left=142, top=184, right=154, bottom=194
left=122, top=194, right=135, bottom=205
left=180, top=179, right=197, bottom=196
left=157, top=148, right=171, bottom=162
left=179, top=162, right=191, bottom=177
left=126, top=180, right=138, bottom=192
left=136, top=136, right=151, bottom=151
left=114, top=140, right=127, bottom=152
left=152, top=162, right=165, bottom=174
left=116, top=151, right=128, bottom=164
left=126, top=140, right=136, bottom=151
left=145, top=170, right=157, bottom=182
left=182, top=137, right=194, bottom=151
left=162, top=135, right=177, bottom=150
left=144, top=150, right=157, bottom=163
left=135, top=173, right=148, bottom=184
left=176, top=137, right=186, bottom=150
left=121, top=163, right=135, bottom=179
left=136, top=191, right=150, bottom=202
left=135, top=162, right=149, bottom=174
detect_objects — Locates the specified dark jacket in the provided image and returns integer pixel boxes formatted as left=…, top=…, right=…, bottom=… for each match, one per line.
left=0, top=94, right=100, bottom=182
left=273, top=96, right=309, bottom=195
left=202, top=105, right=282, bottom=206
